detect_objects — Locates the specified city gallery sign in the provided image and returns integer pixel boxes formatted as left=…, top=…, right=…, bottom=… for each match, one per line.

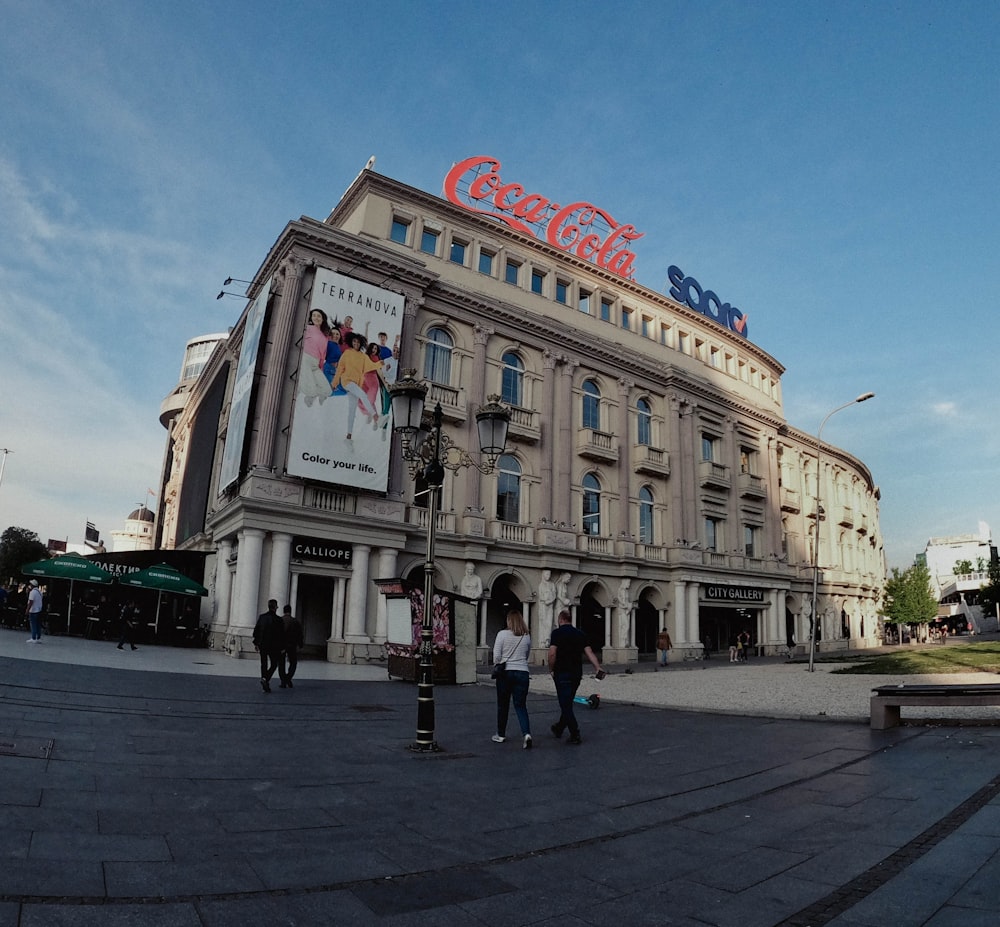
left=443, top=156, right=641, bottom=279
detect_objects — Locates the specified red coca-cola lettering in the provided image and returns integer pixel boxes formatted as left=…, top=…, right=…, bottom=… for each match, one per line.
left=443, top=156, right=642, bottom=279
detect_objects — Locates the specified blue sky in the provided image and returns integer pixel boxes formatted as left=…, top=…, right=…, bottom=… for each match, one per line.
left=1, top=0, right=997, bottom=569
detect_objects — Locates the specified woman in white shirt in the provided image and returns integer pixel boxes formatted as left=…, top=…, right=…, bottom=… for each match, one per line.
left=492, top=610, right=533, bottom=749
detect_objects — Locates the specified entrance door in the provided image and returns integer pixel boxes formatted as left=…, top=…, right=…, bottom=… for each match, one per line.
left=635, top=596, right=658, bottom=655
left=295, top=574, right=337, bottom=650
left=485, top=575, right=522, bottom=648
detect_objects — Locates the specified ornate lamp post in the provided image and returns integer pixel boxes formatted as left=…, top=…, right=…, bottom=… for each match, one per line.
left=808, top=392, right=875, bottom=672
left=388, top=371, right=510, bottom=751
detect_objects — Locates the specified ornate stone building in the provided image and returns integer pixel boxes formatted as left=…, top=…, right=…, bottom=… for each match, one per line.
left=157, top=158, right=884, bottom=664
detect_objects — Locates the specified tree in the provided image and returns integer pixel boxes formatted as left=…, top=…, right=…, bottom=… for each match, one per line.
left=883, top=562, right=939, bottom=638
left=0, top=527, right=48, bottom=586
left=979, top=559, right=1000, bottom=621
left=954, top=559, right=974, bottom=575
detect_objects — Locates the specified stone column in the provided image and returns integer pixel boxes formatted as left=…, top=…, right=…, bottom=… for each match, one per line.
left=231, top=528, right=265, bottom=650
left=465, top=324, right=492, bottom=514
left=685, top=582, right=701, bottom=646
left=540, top=350, right=559, bottom=525
left=616, top=377, right=633, bottom=539
left=268, top=532, right=293, bottom=610
left=373, top=548, right=398, bottom=643
left=214, top=538, right=233, bottom=632
left=250, top=255, right=304, bottom=469
left=344, top=544, right=371, bottom=643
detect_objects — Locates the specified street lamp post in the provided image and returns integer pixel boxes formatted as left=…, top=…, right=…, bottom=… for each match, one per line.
left=388, top=371, right=510, bottom=752
left=808, top=392, right=875, bottom=672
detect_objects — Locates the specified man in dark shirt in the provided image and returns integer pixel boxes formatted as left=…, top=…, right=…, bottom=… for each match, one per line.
left=547, top=609, right=605, bottom=745
left=252, top=599, right=285, bottom=693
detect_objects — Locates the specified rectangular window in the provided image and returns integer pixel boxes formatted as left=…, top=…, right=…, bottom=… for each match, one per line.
left=420, top=228, right=439, bottom=255
left=744, top=525, right=758, bottom=558
left=678, top=332, right=690, bottom=354
left=641, top=315, right=652, bottom=338
left=555, top=279, right=569, bottom=304
left=478, top=249, right=495, bottom=275
left=660, top=323, right=671, bottom=346
left=601, top=297, right=613, bottom=322
left=579, top=289, right=592, bottom=314
left=390, top=217, right=410, bottom=244
left=702, top=434, right=717, bottom=462
left=531, top=269, right=545, bottom=295
left=621, top=307, right=632, bottom=331
left=705, top=516, right=720, bottom=551
left=449, top=239, right=467, bottom=265
left=505, top=259, right=520, bottom=285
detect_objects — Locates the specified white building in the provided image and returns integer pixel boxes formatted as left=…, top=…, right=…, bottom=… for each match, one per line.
left=156, top=157, right=885, bottom=663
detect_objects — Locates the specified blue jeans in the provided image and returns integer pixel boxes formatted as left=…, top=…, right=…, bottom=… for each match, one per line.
left=28, top=612, right=42, bottom=640
left=552, top=672, right=582, bottom=737
left=496, top=670, right=531, bottom=737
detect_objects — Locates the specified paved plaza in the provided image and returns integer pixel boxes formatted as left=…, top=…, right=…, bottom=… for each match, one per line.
left=1, top=629, right=998, bottom=926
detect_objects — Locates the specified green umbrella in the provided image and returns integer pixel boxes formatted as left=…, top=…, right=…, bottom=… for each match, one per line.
left=21, top=552, right=114, bottom=629
left=121, top=564, right=207, bottom=633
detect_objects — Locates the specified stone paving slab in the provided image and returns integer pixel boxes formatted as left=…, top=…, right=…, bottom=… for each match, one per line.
left=2, top=641, right=1000, bottom=925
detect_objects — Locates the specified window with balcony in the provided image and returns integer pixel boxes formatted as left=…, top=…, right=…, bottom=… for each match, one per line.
left=582, top=379, right=601, bottom=430
left=740, top=446, right=758, bottom=474
left=423, top=327, right=453, bottom=384
left=702, top=434, right=719, bottom=462
left=639, top=485, right=654, bottom=544
left=501, top=351, right=524, bottom=407
left=636, top=398, right=652, bottom=446
left=496, top=455, right=521, bottom=523
left=744, top=524, right=759, bottom=558
left=705, top=516, right=722, bottom=551
left=583, top=473, right=602, bottom=536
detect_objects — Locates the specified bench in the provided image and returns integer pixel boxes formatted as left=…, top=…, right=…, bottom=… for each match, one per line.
left=870, top=683, right=1000, bottom=729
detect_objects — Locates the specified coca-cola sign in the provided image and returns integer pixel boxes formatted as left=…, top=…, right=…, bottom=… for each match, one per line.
left=443, top=156, right=642, bottom=279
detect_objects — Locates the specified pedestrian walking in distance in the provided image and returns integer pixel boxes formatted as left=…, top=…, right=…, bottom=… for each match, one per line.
left=656, top=627, right=672, bottom=667
left=278, top=604, right=303, bottom=688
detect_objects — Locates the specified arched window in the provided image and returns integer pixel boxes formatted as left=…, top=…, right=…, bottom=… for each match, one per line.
left=582, top=380, right=601, bottom=430
left=501, top=352, right=524, bottom=407
left=496, top=454, right=521, bottom=523
left=424, top=327, right=453, bottom=384
left=638, top=485, right=654, bottom=544
left=636, top=397, right=652, bottom=446
left=582, top=473, right=602, bottom=536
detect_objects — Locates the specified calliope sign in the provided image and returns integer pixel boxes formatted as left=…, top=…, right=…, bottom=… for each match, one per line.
left=443, top=156, right=642, bottom=279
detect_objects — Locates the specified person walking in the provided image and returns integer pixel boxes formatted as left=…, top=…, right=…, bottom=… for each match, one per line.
left=491, top=609, right=533, bottom=749
left=656, top=627, right=673, bottom=667
left=547, top=609, right=605, bottom=745
left=25, top=579, right=44, bottom=643
left=116, top=599, right=139, bottom=650
left=252, top=599, right=285, bottom=693
left=278, top=604, right=303, bottom=689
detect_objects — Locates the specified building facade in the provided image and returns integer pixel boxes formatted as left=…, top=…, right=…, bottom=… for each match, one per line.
left=158, top=159, right=885, bottom=664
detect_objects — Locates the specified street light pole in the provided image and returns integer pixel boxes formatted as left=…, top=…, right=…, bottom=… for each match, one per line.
left=808, top=392, right=875, bottom=672
left=389, top=372, right=510, bottom=752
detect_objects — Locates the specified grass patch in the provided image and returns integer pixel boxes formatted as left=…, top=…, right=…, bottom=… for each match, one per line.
left=830, top=642, right=1000, bottom=675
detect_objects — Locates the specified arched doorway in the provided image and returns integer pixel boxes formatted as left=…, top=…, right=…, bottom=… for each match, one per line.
left=485, top=573, right=523, bottom=649
left=578, top=582, right=607, bottom=654
left=635, top=592, right=659, bottom=656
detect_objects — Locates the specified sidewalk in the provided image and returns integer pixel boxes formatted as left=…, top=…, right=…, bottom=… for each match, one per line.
left=1, top=626, right=998, bottom=926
